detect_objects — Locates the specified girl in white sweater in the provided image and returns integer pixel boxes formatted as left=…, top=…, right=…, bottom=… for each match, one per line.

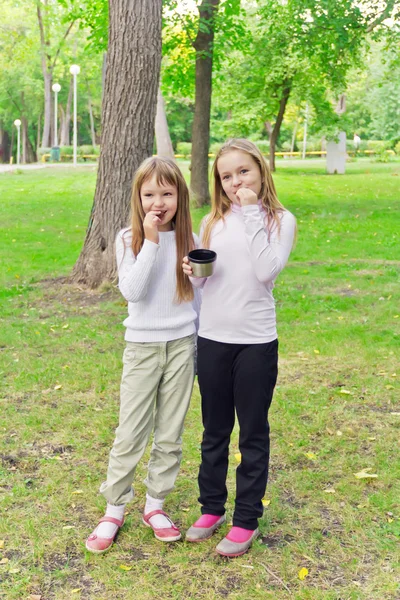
left=86, top=157, right=199, bottom=553
left=183, top=139, right=296, bottom=557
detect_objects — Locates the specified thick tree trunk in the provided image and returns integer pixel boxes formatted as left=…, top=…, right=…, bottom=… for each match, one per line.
left=71, top=0, right=163, bottom=288
left=88, top=88, right=97, bottom=148
left=155, top=86, right=174, bottom=159
left=268, top=84, right=291, bottom=172
left=190, top=0, right=220, bottom=208
left=60, top=79, right=73, bottom=146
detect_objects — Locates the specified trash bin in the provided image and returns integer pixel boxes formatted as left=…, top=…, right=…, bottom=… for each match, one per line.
left=50, top=146, right=60, bottom=162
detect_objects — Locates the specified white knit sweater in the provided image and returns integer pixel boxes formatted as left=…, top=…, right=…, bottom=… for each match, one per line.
left=116, top=228, right=200, bottom=342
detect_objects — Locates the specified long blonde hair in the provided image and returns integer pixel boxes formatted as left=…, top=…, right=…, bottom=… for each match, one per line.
left=128, top=156, right=194, bottom=303
left=202, top=139, right=285, bottom=248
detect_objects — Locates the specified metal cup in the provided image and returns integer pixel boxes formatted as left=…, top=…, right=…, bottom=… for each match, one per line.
left=188, top=249, right=217, bottom=278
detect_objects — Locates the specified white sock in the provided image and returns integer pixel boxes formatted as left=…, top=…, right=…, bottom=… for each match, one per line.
left=144, top=494, right=173, bottom=528
left=96, top=503, right=125, bottom=538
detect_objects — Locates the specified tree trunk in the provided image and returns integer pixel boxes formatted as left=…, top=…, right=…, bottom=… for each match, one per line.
left=0, top=127, right=10, bottom=164
left=87, top=85, right=97, bottom=148
left=155, top=85, right=174, bottom=159
left=190, top=0, right=220, bottom=208
left=41, top=71, right=52, bottom=148
left=71, top=0, right=163, bottom=288
left=60, top=78, right=73, bottom=146
left=268, top=84, right=291, bottom=172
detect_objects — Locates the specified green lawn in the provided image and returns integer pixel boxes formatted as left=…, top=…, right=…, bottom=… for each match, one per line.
left=0, top=159, right=399, bottom=599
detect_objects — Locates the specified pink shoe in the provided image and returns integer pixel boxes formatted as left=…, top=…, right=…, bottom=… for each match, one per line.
left=142, top=510, right=181, bottom=542
left=85, top=516, right=124, bottom=554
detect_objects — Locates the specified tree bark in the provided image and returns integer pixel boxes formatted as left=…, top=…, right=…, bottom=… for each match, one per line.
left=71, top=0, right=163, bottom=288
left=190, top=0, right=220, bottom=207
left=268, top=84, right=291, bottom=171
left=155, top=85, right=174, bottom=159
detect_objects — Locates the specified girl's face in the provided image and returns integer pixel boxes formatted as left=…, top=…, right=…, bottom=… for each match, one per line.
left=217, top=150, right=262, bottom=205
left=140, top=174, right=178, bottom=231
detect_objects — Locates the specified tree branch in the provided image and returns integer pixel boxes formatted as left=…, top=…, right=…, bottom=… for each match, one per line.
left=367, top=0, right=396, bottom=32
left=51, top=20, right=76, bottom=70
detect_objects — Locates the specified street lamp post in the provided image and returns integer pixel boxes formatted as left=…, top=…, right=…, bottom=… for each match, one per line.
left=14, top=119, right=21, bottom=165
left=52, top=83, right=61, bottom=147
left=69, top=64, right=80, bottom=167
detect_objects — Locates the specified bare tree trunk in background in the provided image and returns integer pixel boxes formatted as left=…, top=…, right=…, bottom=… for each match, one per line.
left=190, top=0, right=220, bottom=207
left=36, top=113, right=41, bottom=156
left=87, top=84, right=97, bottom=148
left=60, top=78, right=73, bottom=146
left=36, top=0, right=75, bottom=148
left=0, top=127, right=11, bottom=163
left=155, top=85, right=174, bottom=159
left=71, top=0, right=163, bottom=287
left=267, top=83, right=291, bottom=172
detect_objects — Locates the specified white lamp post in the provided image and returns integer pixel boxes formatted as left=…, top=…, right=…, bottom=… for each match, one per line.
left=69, top=64, right=80, bottom=167
left=14, top=119, right=21, bottom=165
left=52, top=83, right=61, bottom=146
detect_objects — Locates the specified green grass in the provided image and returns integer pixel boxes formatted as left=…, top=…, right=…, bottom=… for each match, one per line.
left=0, top=159, right=399, bottom=599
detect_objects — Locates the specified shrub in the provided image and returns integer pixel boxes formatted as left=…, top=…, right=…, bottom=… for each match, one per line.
left=209, top=142, right=222, bottom=156
left=60, top=146, right=73, bottom=155
left=79, top=145, right=95, bottom=156
left=252, top=140, right=270, bottom=154
left=37, top=147, right=51, bottom=157
left=176, top=142, right=192, bottom=158
left=395, top=141, right=400, bottom=156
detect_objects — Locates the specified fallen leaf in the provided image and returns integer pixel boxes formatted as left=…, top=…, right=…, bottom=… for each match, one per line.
left=262, top=498, right=271, bottom=507
left=0, top=558, right=9, bottom=564
left=336, top=430, right=343, bottom=436
left=304, top=452, right=317, bottom=461
left=298, top=567, right=309, bottom=580
left=119, top=565, right=133, bottom=571
left=54, top=385, right=62, bottom=390
left=324, top=487, right=336, bottom=494
left=313, top=349, right=320, bottom=354
left=62, top=525, right=75, bottom=530
left=339, top=389, right=353, bottom=395
left=391, top=373, right=397, bottom=377
left=368, top=437, right=376, bottom=441
left=234, top=453, right=241, bottom=463
left=62, top=324, right=69, bottom=329
left=0, top=540, right=4, bottom=549
left=385, top=385, right=394, bottom=390
left=28, top=595, right=42, bottom=600
left=181, top=507, right=190, bottom=512
left=354, top=468, right=378, bottom=479
left=9, top=568, right=20, bottom=574
left=390, top=412, right=400, bottom=416
left=326, top=428, right=334, bottom=435
left=72, top=490, right=83, bottom=494
left=71, top=589, right=82, bottom=594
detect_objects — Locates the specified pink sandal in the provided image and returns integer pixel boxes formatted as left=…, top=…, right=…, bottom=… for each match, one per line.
left=142, top=510, right=181, bottom=542
left=85, top=516, right=124, bottom=554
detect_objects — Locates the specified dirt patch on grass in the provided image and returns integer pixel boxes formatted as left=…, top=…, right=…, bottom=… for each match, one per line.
left=36, top=278, right=121, bottom=310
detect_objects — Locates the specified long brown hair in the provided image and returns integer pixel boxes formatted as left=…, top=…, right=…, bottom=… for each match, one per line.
left=203, top=138, right=285, bottom=248
left=129, top=156, right=194, bottom=303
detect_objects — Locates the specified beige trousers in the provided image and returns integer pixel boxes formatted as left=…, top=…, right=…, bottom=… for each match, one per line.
left=100, top=334, right=195, bottom=505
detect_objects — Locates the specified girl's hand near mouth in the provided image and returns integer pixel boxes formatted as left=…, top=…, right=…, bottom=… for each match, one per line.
left=143, top=210, right=162, bottom=244
left=236, top=187, right=258, bottom=206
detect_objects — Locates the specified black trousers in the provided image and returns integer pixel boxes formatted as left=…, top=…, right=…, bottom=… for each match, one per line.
left=197, top=336, right=278, bottom=530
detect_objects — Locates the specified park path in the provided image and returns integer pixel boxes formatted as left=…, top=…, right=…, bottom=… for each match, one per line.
left=0, top=162, right=97, bottom=173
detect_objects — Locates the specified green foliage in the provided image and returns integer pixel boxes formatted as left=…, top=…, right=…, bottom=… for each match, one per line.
left=176, top=142, right=192, bottom=157
left=60, top=145, right=73, bottom=155
left=395, top=141, right=400, bottom=155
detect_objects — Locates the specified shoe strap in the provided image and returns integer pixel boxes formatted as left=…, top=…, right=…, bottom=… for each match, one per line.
left=98, top=516, right=123, bottom=527
left=144, top=510, right=176, bottom=529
